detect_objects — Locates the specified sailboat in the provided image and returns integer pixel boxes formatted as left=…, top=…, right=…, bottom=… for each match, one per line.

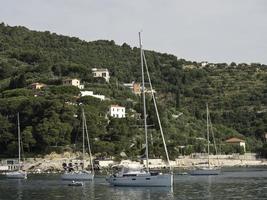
left=106, top=32, right=173, bottom=187
left=6, top=113, right=27, bottom=179
left=189, top=103, right=221, bottom=176
left=61, top=108, right=94, bottom=180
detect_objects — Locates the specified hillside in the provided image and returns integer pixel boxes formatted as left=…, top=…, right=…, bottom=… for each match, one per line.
left=0, top=23, right=266, bottom=159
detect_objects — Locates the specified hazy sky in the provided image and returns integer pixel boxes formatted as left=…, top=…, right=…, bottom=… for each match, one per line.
left=1, top=0, right=267, bottom=64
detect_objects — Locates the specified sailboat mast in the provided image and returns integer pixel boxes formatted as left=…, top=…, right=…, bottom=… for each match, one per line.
left=142, top=50, right=171, bottom=171
left=17, top=113, right=21, bottom=170
left=84, top=112, right=94, bottom=174
left=139, top=32, right=149, bottom=172
left=82, top=109, right=85, bottom=168
left=206, top=103, right=210, bottom=167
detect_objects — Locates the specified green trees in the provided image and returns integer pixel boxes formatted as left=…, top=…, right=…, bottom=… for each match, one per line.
left=0, top=114, right=13, bottom=155
left=258, top=143, right=267, bottom=158
left=0, top=22, right=266, bottom=158
left=35, top=115, right=72, bottom=148
left=9, top=74, right=26, bottom=89
left=21, top=126, right=36, bottom=152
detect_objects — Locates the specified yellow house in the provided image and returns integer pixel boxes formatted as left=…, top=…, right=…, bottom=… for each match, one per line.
left=30, top=82, right=47, bottom=90
left=62, top=78, right=84, bottom=89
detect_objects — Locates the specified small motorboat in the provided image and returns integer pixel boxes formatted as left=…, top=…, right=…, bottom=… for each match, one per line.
left=68, top=181, right=84, bottom=186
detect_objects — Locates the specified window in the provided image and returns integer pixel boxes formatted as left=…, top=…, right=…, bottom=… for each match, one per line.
left=103, top=73, right=106, bottom=77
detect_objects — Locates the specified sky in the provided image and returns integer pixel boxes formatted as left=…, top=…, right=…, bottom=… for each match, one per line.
left=0, top=0, right=267, bottom=64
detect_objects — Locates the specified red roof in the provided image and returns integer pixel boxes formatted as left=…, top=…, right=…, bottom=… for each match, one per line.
left=225, top=137, right=245, bottom=143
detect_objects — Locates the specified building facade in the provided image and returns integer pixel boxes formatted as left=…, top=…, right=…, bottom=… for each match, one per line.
left=30, top=82, right=47, bottom=90
left=92, top=68, right=110, bottom=83
left=123, top=81, right=141, bottom=95
left=109, top=105, right=126, bottom=118
left=62, top=78, right=84, bottom=89
left=80, top=91, right=105, bottom=101
left=225, top=137, right=246, bottom=152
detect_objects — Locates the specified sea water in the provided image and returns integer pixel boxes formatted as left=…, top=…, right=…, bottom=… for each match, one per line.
left=0, top=167, right=266, bottom=200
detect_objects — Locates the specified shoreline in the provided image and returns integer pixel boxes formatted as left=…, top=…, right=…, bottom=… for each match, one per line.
left=1, top=152, right=266, bottom=174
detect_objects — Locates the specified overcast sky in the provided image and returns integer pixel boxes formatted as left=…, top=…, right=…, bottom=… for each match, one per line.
left=1, top=0, right=267, bottom=64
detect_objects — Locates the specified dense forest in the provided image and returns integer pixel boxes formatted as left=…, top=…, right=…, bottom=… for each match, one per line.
left=0, top=23, right=266, bottom=159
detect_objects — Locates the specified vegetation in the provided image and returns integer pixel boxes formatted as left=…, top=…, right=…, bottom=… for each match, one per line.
left=0, top=23, right=266, bottom=159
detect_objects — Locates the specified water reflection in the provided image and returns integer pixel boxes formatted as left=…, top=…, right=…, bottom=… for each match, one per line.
left=0, top=169, right=267, bottom=200
left=82, top=181, right=95, bottom=200
left=109, top=186, right=174, bottom=200
left=17, top=179, right=23, bottom=200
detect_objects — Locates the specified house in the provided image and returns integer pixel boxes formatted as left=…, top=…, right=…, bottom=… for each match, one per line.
left=123, top=81, right=141, bottom=95
left=200, top=61, right=208, bottom=67
left=30, top=82, right=46, bottom=90
left=80, top=91, right=105, bottom=101
left=109, top=105, right=126, bottom=118
left=0, top=159, right=19, bottom=171
left=62, top=78, right=84, bottom=89
left=225, top=137, right=246, bottom=152
left=92, top=68, right=110, bottom=83
left=133, top=82, right=141, bottom=94
left=124, top=81, right=156, bottom=95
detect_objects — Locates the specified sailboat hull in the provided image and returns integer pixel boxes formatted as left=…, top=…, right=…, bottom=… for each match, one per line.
left=189, top=168, right=221, bottom=176
left=106, top=173, right=173, bottom=187
left=61, top=171, right=94, bottom=180
left=6, top=171, right=27, bottom=179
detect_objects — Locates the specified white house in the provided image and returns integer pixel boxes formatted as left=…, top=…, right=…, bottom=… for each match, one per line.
left=92, top=68, right=110, bottom=83
left=0, top=159, right=19, bottom=171
left=63, top=78, right=84, bottom=89
left=109, top=105, right=126, bottom=118
left=80, top=91, right=105, bottom=101
left=200, top=61, right=208, bottom=67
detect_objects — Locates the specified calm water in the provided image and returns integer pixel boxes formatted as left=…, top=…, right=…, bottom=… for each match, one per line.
left=0, top=168, right=267, bottom=200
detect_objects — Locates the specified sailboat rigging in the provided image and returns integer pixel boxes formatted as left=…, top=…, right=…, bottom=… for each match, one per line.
left=106, top=32, right=173, bottom=187
left=6, top=113, right=27, bottom=179
left=189, top=103, right=221, bottom=175
left=61, top=108, right=94, bottom=180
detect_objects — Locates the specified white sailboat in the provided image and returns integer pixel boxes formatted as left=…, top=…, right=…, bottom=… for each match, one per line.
left=6, top=113, right=27, bottom=179
left=61, top=109, right=94, bottom=180
left=189, top=103, right=221, bottom=176
left=106, top=32, right=173, bottom=187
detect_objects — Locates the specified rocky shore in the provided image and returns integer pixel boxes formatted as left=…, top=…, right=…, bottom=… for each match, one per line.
left=8, top=152, right=263, bottom=174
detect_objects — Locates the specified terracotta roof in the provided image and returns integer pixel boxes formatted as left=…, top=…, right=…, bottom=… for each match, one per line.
left=225, top=137, right=245, bottom=143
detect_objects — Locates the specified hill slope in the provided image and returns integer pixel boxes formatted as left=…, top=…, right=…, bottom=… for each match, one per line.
left=0, top=23, right=266, bottom=158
